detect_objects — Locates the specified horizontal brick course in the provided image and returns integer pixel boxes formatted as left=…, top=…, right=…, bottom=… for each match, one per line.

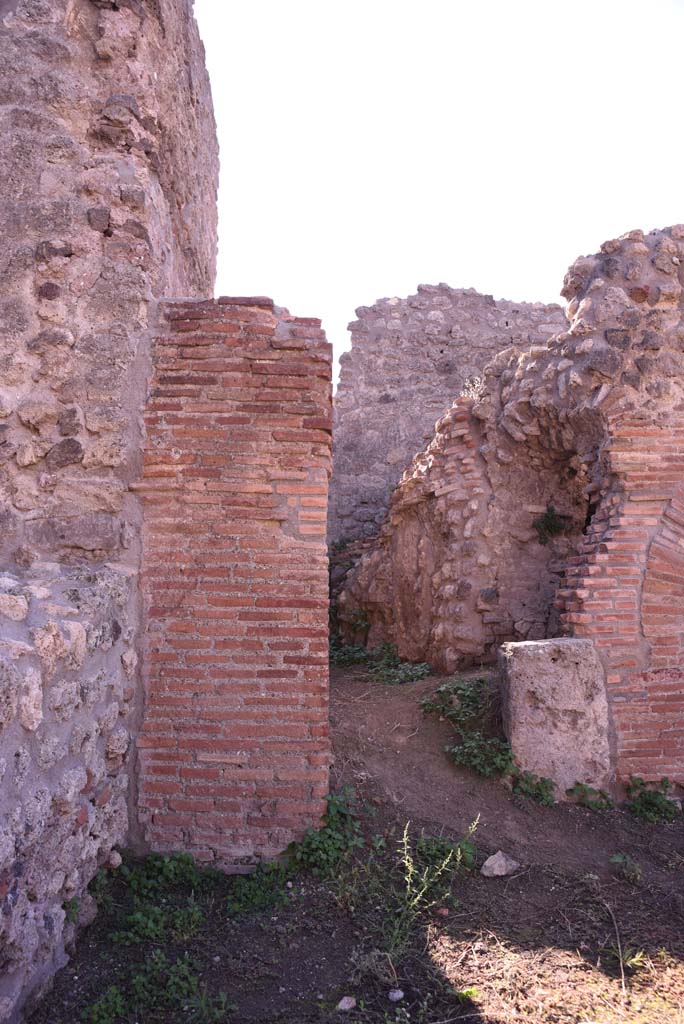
left=137, top=300, right=332, bottom=868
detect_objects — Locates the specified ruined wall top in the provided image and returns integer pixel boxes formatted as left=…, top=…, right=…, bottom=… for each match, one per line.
left=0, top=0, right=219, bottom=566
left=329, top=285, right=566, bottom=545
left=474, top=225, right=684, bottom=449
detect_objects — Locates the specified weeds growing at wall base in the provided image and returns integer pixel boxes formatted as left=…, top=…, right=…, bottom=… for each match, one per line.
left=626, top=775, right=680, bottom=823
left=330, top=637, right=431, bottom=684
left=55, top=791, right=484, bottom=1024
left=421, top=676, right=557, bottom=803
left=30, top=761, right=684, bottom=1024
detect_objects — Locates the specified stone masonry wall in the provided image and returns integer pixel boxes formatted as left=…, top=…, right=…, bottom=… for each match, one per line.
left=0, top=2, right=217, bottom=1019
left=136, top=299, right=332, bottom=869
left=329, top=286, right=566, bottom=545
left=339, top=226, right=684, bottom=794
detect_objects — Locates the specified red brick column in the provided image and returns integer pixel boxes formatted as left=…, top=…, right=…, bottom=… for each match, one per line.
left=136, top=297, right=332, bottom=868
left=558, top=408, right=684, bottom=787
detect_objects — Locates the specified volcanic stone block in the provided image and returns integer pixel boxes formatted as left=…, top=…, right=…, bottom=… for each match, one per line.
left=498, top=638, right=611, bottom=796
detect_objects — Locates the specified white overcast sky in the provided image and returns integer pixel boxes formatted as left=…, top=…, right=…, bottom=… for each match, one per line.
left=193, top=0, right=684, bottom=380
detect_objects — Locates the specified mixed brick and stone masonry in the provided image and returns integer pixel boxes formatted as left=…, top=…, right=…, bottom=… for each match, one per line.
left=0, top=3, right=332, bottom=1021
left=2, top=1, right=684, bottom=1020
left=338, top=226, right=684, bottom=796
left=329, top=287, right=566, bottom=546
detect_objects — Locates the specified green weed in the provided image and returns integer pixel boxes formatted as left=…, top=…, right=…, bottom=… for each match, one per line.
left=185, top=987, right=236, bottom=1023
left=532, top=504, right=566, bottom=544
left=382, top=823, right=471, bottom=956
left=118, top=851, right=202, bottom=900
left=88, top=868, right=114, bottom=911
left=329, top=638, right=431, bottom=682
left=329, top=635, right=370, bottom=667
left=83, top=985, right=125, bottom=1024
left=423, top=677, right=513, bottom=776
left=225, top=863, right=290, bottom=917
left=446, top=733, right=515, bottom=777
left=369, top=643, right=431, bottom=685
left=112, top=902, right=167, bottom=945
left=626, top=776, right=680, bottom=824
left=171, top=898, right=204, bottom=940
left=610, top=852, right=642, bottom=885
left=512, top=770, right=556, bottom=806
left=289, top=788, right=364, bottom=876
left=420, top=676, right=492, bottom=728
left=131, top=951, right=199, bottom=1011
left=415, top=820, right=478, bottom=872
left=567, top=781, right=614, bottom=811
left=63, top=897, right=80, bottom=924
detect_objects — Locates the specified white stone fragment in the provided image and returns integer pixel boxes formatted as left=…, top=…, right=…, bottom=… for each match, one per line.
left=480, top=851, right=520, bottom=877
left=337, top=996, right=357, bottom=1012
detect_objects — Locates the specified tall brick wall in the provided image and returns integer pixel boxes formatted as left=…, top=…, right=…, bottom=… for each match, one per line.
left=136, top=298, right=332, bottom=868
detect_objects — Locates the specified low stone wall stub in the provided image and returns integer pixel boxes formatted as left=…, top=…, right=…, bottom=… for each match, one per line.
left=498, top=638, right=612, bottom=797
left=136, top=298, right=333, bottom=869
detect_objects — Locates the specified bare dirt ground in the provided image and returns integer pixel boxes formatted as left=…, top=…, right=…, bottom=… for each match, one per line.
left=331, top=667, right=684, bottom=887
left=29, top=665, right=684, bottom=1024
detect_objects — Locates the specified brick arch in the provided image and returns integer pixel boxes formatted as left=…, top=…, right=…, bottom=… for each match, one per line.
left=561, top=414, right=684, bottom=786
left=619, top=490, right=684, bottom=785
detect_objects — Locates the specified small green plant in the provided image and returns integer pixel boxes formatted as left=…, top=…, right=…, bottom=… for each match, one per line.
left=567, top=781, right=614, bottom=811
left=423, top=677, right=512, bottom=776
left=420, top=676, right=492, bottom=728
left=112, top=902, right=167, bottom=945
left=185, top=987, right=235, bottom=1023
left=63, top=896, right=80, bottom=924
left=118, top=851, right=202, bottom=900
left=626, top=776, right=679, bottom=823
left=329, top=635, right=370, bottom=667
left=329, top=638, right=431, bottom=681
left=512, top=770, right=556, bottom=806
left=83, top=985, right=126, bottom=1024
left=374, top=660, right=431, bottom=685
left=131, top=951, right=199, bottom=1012
left=416, top=820, right=478, bottom=871
left=88, top=868, right=114, bottom=910
left=289, top=788, right=364, bottom=876
left=532, top=504, right=565, bottom=544
left=610, top=852, right=642, bottom=885
left=368, top=643, right=431, bottom=684
left=226, top=862, right=290, bottom=917
left=602, top=942, right=647, bottom=973
left=383, top=823, right=470, bottom=955
left=454, top=986, right=480, bottom=1002
left=351, top=608, right=371, bottom=632
left=171, top=897, right=204, bottom=939
left=446, top=734, right=515, bottom=778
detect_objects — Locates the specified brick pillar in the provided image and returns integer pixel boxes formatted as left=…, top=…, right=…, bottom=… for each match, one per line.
left=559, top=408, right=684, bottom=787
left=136, top=297, right=332, bottom=868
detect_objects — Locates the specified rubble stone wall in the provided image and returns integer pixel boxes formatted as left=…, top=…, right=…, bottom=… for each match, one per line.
left=339, top=226, right=684, bottom=793
left=137, top=299, right=332, bottom=869
left=329, top=286, right=566, bottom=545
left=0, top=1, right=217, bottom=1018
